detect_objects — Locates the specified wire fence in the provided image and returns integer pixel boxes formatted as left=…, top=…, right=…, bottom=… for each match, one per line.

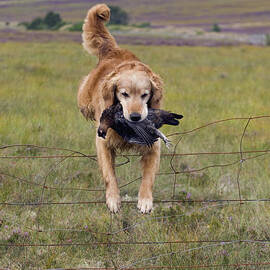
left=0, top=115, right=270, bottom=269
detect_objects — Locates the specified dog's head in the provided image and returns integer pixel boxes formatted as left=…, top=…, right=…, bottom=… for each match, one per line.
left=102, top=62, right=163, bottom=122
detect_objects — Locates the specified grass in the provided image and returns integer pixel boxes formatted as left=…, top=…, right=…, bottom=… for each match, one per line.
left=0, top=42, right=270, bottom=269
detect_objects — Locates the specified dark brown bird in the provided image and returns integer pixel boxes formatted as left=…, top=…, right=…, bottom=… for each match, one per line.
left=98, top=103, right=183, bottom=147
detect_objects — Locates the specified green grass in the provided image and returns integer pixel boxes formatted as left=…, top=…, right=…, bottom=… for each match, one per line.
left=0, top=43, right=270, bottom=269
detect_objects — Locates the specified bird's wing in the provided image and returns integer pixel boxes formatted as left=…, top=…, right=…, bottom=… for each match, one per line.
left=127, top=122, right=156, bottom=147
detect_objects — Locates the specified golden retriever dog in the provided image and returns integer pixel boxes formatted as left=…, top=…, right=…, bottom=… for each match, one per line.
left=77, top=4, right=163, bottom=213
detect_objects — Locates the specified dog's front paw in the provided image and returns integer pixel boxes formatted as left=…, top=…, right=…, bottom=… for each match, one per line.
left=137, top=196, right=153, bottom=214
left=106, top=193, right=121, bottom=213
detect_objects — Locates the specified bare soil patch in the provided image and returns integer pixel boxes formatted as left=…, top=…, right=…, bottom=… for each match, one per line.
left=0, top=29, right=252, bottom=46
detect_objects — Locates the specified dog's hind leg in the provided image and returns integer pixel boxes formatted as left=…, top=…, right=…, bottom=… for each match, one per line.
left=138, top=140, right=160, bottom=213
left=96, top=136, right=121, bottom=213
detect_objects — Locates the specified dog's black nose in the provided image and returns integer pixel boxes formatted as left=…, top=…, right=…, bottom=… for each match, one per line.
left=130, top=113, right=141, bottom=122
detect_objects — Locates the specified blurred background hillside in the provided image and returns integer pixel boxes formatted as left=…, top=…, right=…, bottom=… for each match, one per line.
left=1, top=0, right=270, bottom=46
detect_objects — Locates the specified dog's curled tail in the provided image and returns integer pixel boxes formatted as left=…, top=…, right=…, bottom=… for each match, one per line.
left=82, top=4, right=118, bottom=58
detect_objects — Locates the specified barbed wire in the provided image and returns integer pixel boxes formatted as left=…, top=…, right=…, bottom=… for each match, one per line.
left=0, top=115, right=270, bottom=269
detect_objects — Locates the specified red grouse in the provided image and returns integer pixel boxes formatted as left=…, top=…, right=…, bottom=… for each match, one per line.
left=98, top=103, right=183, bottom=147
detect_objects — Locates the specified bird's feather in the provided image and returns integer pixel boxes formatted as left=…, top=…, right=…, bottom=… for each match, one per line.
left=98, top=104, right=183, bottom=147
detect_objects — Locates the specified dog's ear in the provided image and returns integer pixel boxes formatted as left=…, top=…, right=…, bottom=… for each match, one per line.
left=102, top=76, right=118, bottom=108
left=149, top=72, right=163, bottom=109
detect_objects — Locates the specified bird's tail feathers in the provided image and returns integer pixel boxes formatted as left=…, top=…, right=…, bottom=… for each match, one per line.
left=165, top=113, right=183, bottom=126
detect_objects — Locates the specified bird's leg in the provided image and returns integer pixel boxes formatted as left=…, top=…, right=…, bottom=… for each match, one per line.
left=155, top=129, right=172, bottom=149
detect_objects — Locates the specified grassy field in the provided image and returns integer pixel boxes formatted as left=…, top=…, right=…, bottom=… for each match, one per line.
left=0, top=42, right=270, bottom=269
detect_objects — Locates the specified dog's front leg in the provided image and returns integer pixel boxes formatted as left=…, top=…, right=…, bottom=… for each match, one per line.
left=96, top=136, right=121, bottom=213
left=138, top=140, right=161, bottom=213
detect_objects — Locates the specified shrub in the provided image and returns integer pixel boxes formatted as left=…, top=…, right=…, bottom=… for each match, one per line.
left=23, top=11, right=65, bottom=30
left=266, top=34, right=270, bottom=46
left=108, top=5, right=129, bottom=25
left=27, top=17, right=46, bottom=30
left=212, top=23, right=221, bottom=32
left=68, top=21, right=83, bottom=32
left=44, top=11, right=62, bottom=28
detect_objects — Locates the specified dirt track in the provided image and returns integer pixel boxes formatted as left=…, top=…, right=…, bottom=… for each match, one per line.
left=0, top=29, right=252, bottom=46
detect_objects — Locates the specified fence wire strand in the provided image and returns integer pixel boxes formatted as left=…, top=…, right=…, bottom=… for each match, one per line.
left=0, top=115, right=270, bottom=269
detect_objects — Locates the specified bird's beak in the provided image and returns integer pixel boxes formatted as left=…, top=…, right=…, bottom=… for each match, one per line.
left=98, top=128, right=107, bottom=139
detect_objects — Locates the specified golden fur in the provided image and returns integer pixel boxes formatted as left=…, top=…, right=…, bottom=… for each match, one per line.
left=77, top=4, right=163, bottom=213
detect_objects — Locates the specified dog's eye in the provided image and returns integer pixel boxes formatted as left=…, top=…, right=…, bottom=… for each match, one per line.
left=141, top=93, right=148, bottom=99
left=122, top=92, right=129, bottom=98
